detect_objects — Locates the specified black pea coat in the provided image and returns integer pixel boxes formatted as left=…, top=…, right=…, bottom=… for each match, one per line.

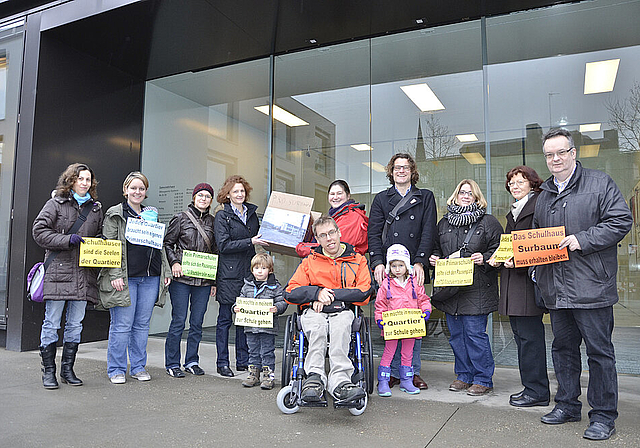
left=213, top=202, right=259, bottom=305
left=498, top=193, right=545, bottom=317
left=431, top=214, right=503, bottom=315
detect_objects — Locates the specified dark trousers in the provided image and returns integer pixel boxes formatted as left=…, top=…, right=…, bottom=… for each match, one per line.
left=164, top=282, right=211, bottom=369
left=216, top=302, right=249, bottom=368
left=510, top=315, right=550, bottom=401
left=549, top=306, right=618, bottom=426
left=246, top=332, right=276, bottom=371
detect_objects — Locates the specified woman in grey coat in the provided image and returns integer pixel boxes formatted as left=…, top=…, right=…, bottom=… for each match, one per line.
left=32, top=163, right=103, bottom=389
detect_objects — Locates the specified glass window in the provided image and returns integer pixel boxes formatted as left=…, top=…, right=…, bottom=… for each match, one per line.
left=371, top=21, right=484, bottom=362
left=487, top=0, right=640, bottom=373
left=0, top=24, right=24, bottom=326
left=141, top=58, right=270, bottom=334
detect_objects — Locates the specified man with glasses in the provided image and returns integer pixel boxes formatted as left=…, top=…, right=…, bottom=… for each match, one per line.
left=533, top=128, right=631, bottom=440
left=285, top=216, right=373, bottom=403
left=368, top=152, right=437, bottom=389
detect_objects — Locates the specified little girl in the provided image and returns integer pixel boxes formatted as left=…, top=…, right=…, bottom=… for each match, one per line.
left=234, top=253, right=287, bottom=389
left=374, top=244, right=431, bottom=396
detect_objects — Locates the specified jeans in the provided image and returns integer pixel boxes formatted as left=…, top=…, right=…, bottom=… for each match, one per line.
left=300, top=308, right=354, bottom=395
left=510, top=315, right=550, bottom=401
left=40, top=300, right=87, bottom=346
left=216, top=302, right=249, bottom=368
left=390, top=337, right=422, bottom=377
left=164, top=282, right=211, bottom=369
left=445, top=313, right=495, bottom=388
left=246, top=332, right=276, bottom=371
left=549, top=306, right=618, bottom=426
left=107, top=276, right=159, bottom=377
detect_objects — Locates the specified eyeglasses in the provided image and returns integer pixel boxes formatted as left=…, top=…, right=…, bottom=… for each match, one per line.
left=507, top=179, right=529, bottom=188
left=458, top=190, right=474, bottom=197
left=316, top=229, right=338, bottom=240
left=195, top=193, right=212, bottom=200
left=543, top=147, right=574, bottom=160
left=393, top=165, right=411, bottom=172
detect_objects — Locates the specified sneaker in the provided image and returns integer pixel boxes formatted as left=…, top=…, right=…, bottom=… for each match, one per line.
left=333, top=381, right=366, bottom=402
left=131, top=370, right=151, bottom=381
left=301, top=373, right=325, bottom=402
left=185, top=365, right=205, bottom=375
left=166, top=367, right=185, bottom=378
left=110, top=374, right=126, bottom=384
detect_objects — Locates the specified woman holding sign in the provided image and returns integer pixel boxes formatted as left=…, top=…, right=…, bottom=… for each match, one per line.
left=32, top=163, right=103, bottom=389
left=99, top=172, right=172, bottom=384
left=488, top=166, right=550, bottom=407
left=428, top=179, right=502, bottom=396
left=214, top=175, right=268, bottom=377
left=163, top=183, right=217, bottom=378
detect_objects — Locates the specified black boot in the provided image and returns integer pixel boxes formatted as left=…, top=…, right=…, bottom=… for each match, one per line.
left=39, top=342, right=59, bottom=389
left=60, top=342, right=83, bottom=386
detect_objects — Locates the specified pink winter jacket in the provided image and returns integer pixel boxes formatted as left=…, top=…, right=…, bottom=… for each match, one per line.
left=374, top=275, right=432, bottom=333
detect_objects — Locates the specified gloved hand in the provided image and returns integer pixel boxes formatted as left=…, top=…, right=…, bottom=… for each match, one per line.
left=376, top=319, right=384, bottom=330
left=69, top=234, right=85, bottom=246
left=422, top=311, right=431, bottom=321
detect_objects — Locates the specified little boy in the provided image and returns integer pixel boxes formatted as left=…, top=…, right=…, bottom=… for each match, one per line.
left=234, top=253, right=287, bottom=389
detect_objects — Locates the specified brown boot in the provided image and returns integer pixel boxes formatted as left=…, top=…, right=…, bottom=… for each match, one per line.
left=242, top=365, right=260, bottom=387
left=260, top=366, right=275, bottom=390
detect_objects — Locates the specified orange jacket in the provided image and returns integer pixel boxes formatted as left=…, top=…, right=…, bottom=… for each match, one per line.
left=285, top=243, right=372, bottom=309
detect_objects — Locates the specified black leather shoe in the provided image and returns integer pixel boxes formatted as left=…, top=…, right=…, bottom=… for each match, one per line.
left=509, top=394, right=550, bottom=407
left=541, top=407, right=581, bottom=425
left=236, top=365, right=248, bottom=372
left=217, top=366, right=234, bottom=377
left=510, top=389, right=526, bottom=400
left=583, top=422, right=615, bottom=440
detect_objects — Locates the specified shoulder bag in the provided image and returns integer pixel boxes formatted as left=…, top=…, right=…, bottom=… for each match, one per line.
left=381, top=189, right=417, bottom=243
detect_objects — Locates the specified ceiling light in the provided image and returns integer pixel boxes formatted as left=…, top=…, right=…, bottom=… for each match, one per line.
left=580, top=144, right=600, bottom=158
left=461, top=152, right=486, bottom=165
left=254, top=105, right=309, bottom=127
left=351, top=144, right=373, bottom=151
left=363, top=162, right=386, bottom=173
left=309, top=39, right=317, bottom=44
left=579, top=123, right=601, bottom=133
left=400, top=83, right=445, bottom=112
left=456, top=134, right=478, bottom=142
left=415, top=18, right=424, bottom=24
left=584, top=59, right=620, bottom=94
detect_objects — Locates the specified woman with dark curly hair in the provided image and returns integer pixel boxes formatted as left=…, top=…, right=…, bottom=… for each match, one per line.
left=32, top=163, right=103, bottom=389
left=213, top=175, right=268, bottom=377
left=488, top=166, right=550, bottom=407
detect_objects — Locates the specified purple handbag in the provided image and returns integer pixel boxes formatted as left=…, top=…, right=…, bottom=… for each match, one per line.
left=26, top=262, right=46, bottom=302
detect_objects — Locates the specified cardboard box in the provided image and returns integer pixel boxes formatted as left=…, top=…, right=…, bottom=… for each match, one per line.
left=259, top=192, right=314, bottom=256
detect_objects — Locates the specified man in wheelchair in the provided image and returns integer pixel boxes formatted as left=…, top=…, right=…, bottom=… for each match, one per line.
left=285, top=216, right=373, bottom=405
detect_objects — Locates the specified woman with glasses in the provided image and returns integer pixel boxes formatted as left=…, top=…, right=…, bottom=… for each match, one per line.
left=295, top=179, right=368, bottom=257
left=163, top=183, right=217, bottom=378
left=488, top=166, right=550, bottom=407
left=213, top=175, right=268, bottom=377
left=429, top=179, right=502, bottom=396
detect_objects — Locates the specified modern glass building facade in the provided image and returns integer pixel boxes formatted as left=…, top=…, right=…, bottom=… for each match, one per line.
left=2, top=0, right=639, bottom=375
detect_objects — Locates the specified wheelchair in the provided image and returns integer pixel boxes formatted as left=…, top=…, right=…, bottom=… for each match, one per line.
left=276, top=306, right=374, bottom=415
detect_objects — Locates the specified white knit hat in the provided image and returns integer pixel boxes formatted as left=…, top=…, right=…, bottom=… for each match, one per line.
left=385, top=244, right=413, bottom=275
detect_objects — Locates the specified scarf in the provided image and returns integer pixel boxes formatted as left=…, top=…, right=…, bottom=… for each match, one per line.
left=329, top=199, right=355, bottom=217
left=445, top=202, right=485, bottom=227
left=511, top=191, right=534, bottom=222
left=72, top=190, right=91, bottom=205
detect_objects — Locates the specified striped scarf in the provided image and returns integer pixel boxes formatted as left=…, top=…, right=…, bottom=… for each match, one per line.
left=445, top=202, right=485, bottom=227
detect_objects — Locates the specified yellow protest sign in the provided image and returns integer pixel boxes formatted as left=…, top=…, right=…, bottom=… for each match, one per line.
left=79, top=238, right=122, bottom=268
left=433, top=257, right=474, bottom=287
left=382, top=308, right=426, bottom=340
left=492, top=234, right=514, bottom=262
left=511, top=226, right=569, bottom=267
left=234, top=297, right=274, bottom=328
left=181, top=250, right=218, bottom=280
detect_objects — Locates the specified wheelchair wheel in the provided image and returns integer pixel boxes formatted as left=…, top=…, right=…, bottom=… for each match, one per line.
left=361, top=317, right=375, bottom=394
left=276, top=385, right=300, bottom=414
left=280, top=314, right=295, bottom=387
left=348, top=393, right=368, bottom=416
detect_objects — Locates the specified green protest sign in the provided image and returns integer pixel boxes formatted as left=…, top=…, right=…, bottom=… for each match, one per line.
left=181, top=250, right=218, bottom=280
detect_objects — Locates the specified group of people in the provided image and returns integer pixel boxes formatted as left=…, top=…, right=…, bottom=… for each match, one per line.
left=32, top=127, right=630, bottom=441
